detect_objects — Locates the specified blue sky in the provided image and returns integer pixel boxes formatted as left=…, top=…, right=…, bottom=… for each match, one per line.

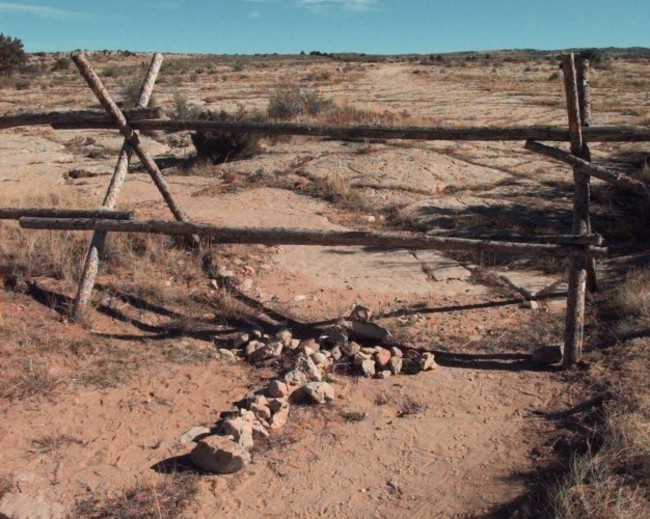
left=1, top=0, right=648, bottom=54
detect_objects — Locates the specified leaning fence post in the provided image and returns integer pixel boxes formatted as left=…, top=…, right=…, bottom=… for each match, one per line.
left=561, top=53, right=589, bottom=368
left=72, top=53, right=163, bottom=320
left=576, top=56, right=598, bottom=292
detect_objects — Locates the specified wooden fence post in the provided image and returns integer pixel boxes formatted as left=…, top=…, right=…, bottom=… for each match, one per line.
left=577, top=56, right=598, bottom=292
left=72, top=53, right=163, bottom=319
left=562, top=53, right=589, bottom=368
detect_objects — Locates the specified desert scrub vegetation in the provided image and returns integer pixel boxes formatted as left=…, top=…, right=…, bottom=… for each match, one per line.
left=0, top=33, right=27, bottom=76
left=191, top=108, right=264, bottom=164
left=267, top=86, right=332, bottom=120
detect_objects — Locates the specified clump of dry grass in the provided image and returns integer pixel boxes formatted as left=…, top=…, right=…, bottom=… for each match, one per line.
left=0, top=359, right=65, bottom=400
left=609, top=268, right=650, bottom=321
left=0, top=194, right=91, bottom=289
left=73, top=474, right=199, bottom=519
left=552, top=387, right=650, bottom=518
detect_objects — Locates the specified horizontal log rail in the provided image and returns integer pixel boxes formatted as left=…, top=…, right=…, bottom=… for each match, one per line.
left=18, top=218, right=608, bottom=259
left=0, top=108, right=163, bottom=130
left=50, top=119, right=650, bottom=142
left=0, top=208, right=132, bottom=220
left=525, top=140, right=650, bottom=199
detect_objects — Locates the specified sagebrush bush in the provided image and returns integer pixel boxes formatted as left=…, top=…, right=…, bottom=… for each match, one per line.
left=191, top=108, right=263, bottom=164
left=0, top=33, right=27, bottom=76
left=267, top=86, right=331, bottom=120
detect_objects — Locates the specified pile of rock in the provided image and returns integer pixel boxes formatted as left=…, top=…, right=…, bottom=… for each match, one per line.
left=233, top=323, right=437, bottom=381
left=189, top=308, right=437, bottom=474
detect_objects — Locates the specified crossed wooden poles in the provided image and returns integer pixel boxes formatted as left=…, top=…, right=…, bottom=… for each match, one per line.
left=3, top=51, right=649, bottom=368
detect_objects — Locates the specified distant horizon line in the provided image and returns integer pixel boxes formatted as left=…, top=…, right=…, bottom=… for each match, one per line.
left=26, top=45, right=650, bottom=57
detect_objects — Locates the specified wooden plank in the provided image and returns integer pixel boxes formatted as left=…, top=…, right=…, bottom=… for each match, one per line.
left=73, top=53, right=163, bottom=320
left=525, top=141, right=650, bottom=199
left=0, top=108, right=162, bottom=130
left=0, top=208, right=132, bottom=220
left=18, top=218, right=608, bottom=259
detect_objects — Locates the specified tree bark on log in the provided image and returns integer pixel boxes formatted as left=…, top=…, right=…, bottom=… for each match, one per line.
left=18, top=218, right=608, bottom=259
left=73, top=53, right=163, bottom=320
left=525, top=141, right=650, bottom=199
left=0, top=108, right=162, bottom=130
left=0, top=209, right=132, bottom=220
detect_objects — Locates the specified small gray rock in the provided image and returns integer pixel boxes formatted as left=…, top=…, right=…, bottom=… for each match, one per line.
left=389, top=356, right=403, bottom=375
left=221, top=417, right=254, bottom=450
left=275, top=329, right=293, bottom=346
left=299, top=338, right=320, bottom=353
left=190, top=436, right=251, bottom=474
left=178, top=425, right=212, bottom=444
left=285, top=369, right=308, bottom=387
left=341, top=341, right=361, bottom=357
left=218, top=349, right=237, bottom=363
left=310, top=352, right=328, bottom=367
left=270, top=402, right=290, bottom=430
left=361, top=359, right=376, bottom=377
left=377, top=370, right=392, bottom=379
left=390, top=347, right=403, bottom=358
left=299, top=382, right=335, bottom=404
left=297, top=354, right=322, bottom=382
left=419, top=352, right=436, bottom=371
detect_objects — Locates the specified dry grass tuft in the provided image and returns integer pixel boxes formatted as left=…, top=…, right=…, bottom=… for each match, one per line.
left=0, top=359, right=65, bottom=400
left=73, top=474, right=199, bottom=519
left=609, top=268, right=650, bottom=322
left=552, top=398, right=650, bottom=518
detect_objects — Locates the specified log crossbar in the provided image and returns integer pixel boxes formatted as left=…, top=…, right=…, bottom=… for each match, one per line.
left=0, top=108, right=163, bottom=130
left=17, top=218, right=608, bottom=259
left=0, top=208, right=132, bottom=220
left=50, top=119, right=650, bottom=142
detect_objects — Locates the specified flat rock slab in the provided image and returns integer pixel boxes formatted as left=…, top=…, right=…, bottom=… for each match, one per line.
left=186, top=187, right=486, bottom=297
left=498, top=270, right=568, bottom=311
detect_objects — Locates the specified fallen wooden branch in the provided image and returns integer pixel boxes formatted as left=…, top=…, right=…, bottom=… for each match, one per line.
left=0, top=107, right=163, bottom=130
left=18, top=218, right=608, bottom=259
left=0, top=208, right=131, bottom=220
left=525, top=140, right=650, bottom=200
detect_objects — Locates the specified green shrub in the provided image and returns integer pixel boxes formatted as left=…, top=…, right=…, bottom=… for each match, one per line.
left=0, top=33, right=27, bottom=76
left=191, top=108, right=263, bottom=164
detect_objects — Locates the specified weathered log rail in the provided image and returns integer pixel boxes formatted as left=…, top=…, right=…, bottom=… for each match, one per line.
left=0, top=208, right=132, bottom=220
left=51, top=119, right=650, bottom=142
left=0, top=108, right=163, bottom=130
left=1, top=50, right=647, bottom=368
left=17, top=218, right=608, bottom=259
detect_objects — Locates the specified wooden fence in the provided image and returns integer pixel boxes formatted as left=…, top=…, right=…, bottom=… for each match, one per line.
left=1, top=51, right=649, bottom=368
